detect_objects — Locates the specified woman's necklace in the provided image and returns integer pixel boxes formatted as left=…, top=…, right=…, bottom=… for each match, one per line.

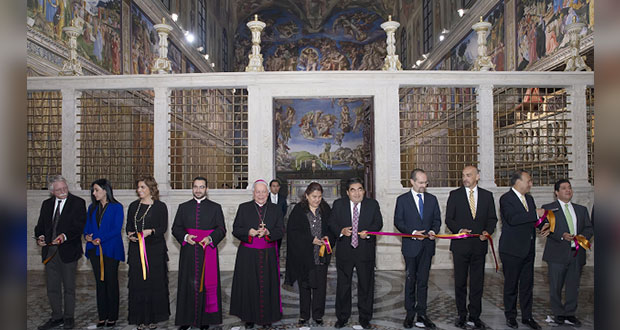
left=133, top=202, right=152, bottom=233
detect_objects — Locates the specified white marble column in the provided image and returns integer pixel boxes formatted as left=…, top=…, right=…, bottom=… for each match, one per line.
left=373, top=83, right=404, bottom=269
left=477, top=84, right=496, bottom=187
left=153, top=87, right=171, bottom=190
left=247, top=86, right=274, bottom=184
left=567, top=84, right=590, bottom=187
left=61, top=88, right=80, bottom=190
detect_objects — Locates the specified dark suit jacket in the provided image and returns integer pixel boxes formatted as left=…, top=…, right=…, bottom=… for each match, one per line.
left=270, top=193, right=287, bottom=217
left=394, top=191, right=441, bottom=258
left=498, top=189, right=538, bottom=258
left=329, top=197, right=383, bottom=262
left=542, top=200, right=593, bottom=265
left=34, top=193, right=87, bottom=263
left=445, top=186, right=498, bottom=255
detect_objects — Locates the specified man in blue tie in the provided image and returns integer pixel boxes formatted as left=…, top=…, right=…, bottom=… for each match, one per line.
left=394, top=169, right=441, bottom=329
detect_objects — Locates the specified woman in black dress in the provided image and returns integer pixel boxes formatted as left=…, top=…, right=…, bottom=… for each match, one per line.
left=126, top=176, right=170, bottom=330
left=285, top=182, right=334, bottom=325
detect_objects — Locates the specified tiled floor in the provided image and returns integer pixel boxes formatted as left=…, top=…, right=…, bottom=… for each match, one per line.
left=27, top=266, right=593, bottom=330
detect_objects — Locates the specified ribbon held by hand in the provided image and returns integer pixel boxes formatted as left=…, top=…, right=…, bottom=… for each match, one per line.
left=364, top=231, right=499, bottom=272
left=318, top=237, right=332, bottom=257
left=137, top=232, right=149, bottom=280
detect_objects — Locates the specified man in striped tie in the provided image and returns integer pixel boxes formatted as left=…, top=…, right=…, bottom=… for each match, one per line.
left=445, top=166, right=497, bottom=329
left=329, top=178, right=383, bottom=329
left=541, top=179, right=593, bottom=327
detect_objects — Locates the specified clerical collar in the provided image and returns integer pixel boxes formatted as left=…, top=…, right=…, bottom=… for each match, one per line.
left=194, top=196, right=207, bottom=203
left=255, top=201, right=266, bottom=207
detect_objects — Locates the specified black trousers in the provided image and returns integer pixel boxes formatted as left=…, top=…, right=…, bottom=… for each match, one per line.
left=87, top=248, right=120, bottom=321
left=500, top=248, right=534, bottom=320
left=453, top=251, right=486, bottom=319
left=298, top=264, right=328, bottom=321
left=335, top=257, right=375, bottom=323
left=45, top=246, right=77, bottom=320
left=404, top=245, right=433, bottom=318
left=547, top=257, right=583, bottom=317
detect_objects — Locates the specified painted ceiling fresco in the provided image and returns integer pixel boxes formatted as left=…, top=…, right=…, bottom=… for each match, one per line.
left=233, top=0, right=397, bottom=32
left=234, top=6, right=390, bottom=71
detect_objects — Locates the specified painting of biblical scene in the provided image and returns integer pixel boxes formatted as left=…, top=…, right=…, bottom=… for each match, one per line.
left=451, top=2, right=505, bottom=71
left=27, top=0, right=122, bottom=74
left=234, top=7, right=386, bottom=71
left=275, top=98, right=371, bottom=171
left=516, top=0, right=593, bottom=70
left=169, top=41, right=181, bottom=74
left=130, top=3, right=157, bottom=74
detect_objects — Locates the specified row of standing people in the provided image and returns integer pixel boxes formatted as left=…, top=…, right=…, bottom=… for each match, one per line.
left=34, top=167, right=592, bottom=330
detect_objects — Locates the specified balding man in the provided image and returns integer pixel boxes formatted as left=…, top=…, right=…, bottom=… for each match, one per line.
left=230, top=180, right=285, bottom=329
left=445, top=166, right=497, bottom=329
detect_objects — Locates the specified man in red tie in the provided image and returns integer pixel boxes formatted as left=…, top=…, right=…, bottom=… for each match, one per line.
left=329, top=178, right=383, bottom=329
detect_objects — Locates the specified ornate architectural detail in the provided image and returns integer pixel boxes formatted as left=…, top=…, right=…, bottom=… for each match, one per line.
left=59, top=21, right=84, bottom=76
left=381, top=15, right=402, bottom=71
left=245, top=15, right=266, bottom=72
left=564, top=21, right=591, bottom=72
left=472, top=17, right=495, bottom=71
left=151, top=18, right=174, bottom=74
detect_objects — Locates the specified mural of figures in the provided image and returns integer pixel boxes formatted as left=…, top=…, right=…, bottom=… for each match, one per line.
left=130, top=3, right=159, bottom=74
left=516, top=0, right=592, bottom=70
left=450, top=2, right=505, bottom=71
left=274, top=98, right=370, bottom=171
left=27, top=0, right=122, bottom=74
left=169, top=42, right=182, bottom=74
left=234, top=7, right=386, bottom=71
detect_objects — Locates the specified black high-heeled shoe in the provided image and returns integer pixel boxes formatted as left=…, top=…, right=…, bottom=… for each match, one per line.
left=96, top=320, right=106, bottom=328
left=105, top=320, right=116, bottom=327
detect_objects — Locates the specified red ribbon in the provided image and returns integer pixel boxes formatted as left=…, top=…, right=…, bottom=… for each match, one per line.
left=365, top=231, right=499, bottom=272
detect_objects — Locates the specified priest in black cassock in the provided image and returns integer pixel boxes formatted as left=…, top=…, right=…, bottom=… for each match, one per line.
left=230, top=179, right=285, bottom=328
left=172, top=177, right=226, bottom=330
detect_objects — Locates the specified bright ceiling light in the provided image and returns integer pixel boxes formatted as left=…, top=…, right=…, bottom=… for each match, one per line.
left=171, top=13, right=178, bottom=22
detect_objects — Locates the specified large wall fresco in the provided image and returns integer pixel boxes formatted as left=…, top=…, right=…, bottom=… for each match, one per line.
left=27, top=0, right=122, bottom=74
left=516, top=0, right=593, bottom=70
left=274, top=98, right=371, bottom=172
left=130, top=3, right=158, bottom=74
left=450, top=2, right=505, bottom=71
left=234, top=7, right=387, bottom=71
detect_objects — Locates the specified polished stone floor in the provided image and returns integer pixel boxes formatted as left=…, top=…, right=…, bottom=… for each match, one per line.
left=27, top=266, right=593, bottom=330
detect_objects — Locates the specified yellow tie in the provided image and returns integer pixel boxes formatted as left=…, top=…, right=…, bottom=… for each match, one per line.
left=469, top=189, right=476, bottom=219
left=520, top=195, right=529, bottom=212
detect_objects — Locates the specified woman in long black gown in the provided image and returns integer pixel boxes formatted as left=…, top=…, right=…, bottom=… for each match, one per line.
left=126, top=176, right=170, bottom=330
left=285, top=182, right=334, bottom=325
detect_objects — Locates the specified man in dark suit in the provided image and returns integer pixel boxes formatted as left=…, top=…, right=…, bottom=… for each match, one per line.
left=269, top=179, right=287, bottom=217
left=445, top=166, right=497, bottom=329
left=329, top=177, right=383, bottom=329
left=34, top=176, right=86, bottom=330
left=394, top=169, right=441, bottom=329
left=499, top=170, right=545, bottom=330
left=542, top=179, right=593, bottom=327
left=269, top=179, right=287, bottom=256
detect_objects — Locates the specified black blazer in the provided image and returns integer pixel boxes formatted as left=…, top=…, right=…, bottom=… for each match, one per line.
left=329, top=197, right=383, bottom=262
left=542, top=201, right=593, bottom=265
left=394, top=191, right=442, bottom=258
left=445, top=186, right=498, bottom=255
left=498, top=189, right=538, bottom=258
left=285, top=201, right=334, bottom=285
left=34, top=193, right=87, bottom=263
left=270, top=193, right=288, bottom=217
